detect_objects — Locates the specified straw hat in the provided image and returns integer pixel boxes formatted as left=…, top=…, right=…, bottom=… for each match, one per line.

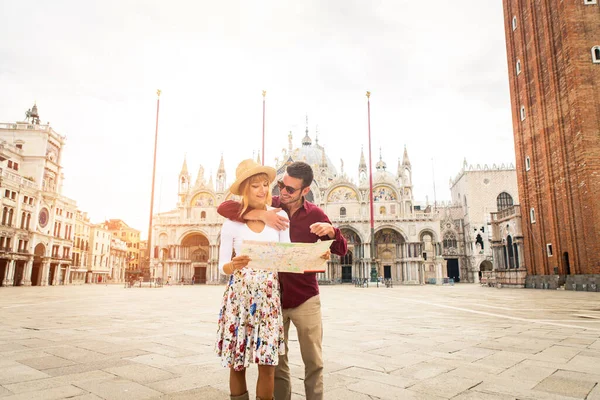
left=229, top=159, right=276, bottom=195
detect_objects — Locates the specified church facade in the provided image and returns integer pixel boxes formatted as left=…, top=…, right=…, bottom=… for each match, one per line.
left=150, top=127, right=518, bottom=286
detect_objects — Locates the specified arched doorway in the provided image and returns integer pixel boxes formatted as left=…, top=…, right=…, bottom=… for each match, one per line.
left=181, top=233, right=209, bottom=284
left=340, top=251, right=353, bottom=282
left=374, top=228, right=405, bottom=281
left=479, top=260, right=493, bottom=282
left=340, top=228, right=362, bottom=281
left=32, top=243, right=46, bottom=286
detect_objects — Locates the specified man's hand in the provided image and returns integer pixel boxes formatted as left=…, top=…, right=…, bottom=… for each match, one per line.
left=230, top=255, right=251, bottom=271
left=260, top=208, right=289, bottom=231
left=310, top=222, right=335, bottom=239
left=320, top=250, right=331, bottom=260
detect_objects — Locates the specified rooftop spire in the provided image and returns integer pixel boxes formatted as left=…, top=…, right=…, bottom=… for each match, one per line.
left=376, top=147, right=387, bottom=171
left=402, top=145, right=411, bottom=166
left=180, top=156, right=189, bottom=175
left=217, top=153, right=226, bottom=173
left=302, top=114, right=312, bottom=146
left=359, top=146, right=366, bottom=168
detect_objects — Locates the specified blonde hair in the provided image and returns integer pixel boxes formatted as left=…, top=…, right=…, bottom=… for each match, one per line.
left=238, top=173, right=273, bottom=217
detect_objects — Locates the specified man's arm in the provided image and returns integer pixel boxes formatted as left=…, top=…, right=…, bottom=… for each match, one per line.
left=216, top=200, right=244, bottom=223
left=310, top=212, right=347, bottom=257
left=217, top=198, right=288, bottom=230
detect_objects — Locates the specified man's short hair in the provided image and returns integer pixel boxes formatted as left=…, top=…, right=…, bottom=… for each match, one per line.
left=287, top=161, right=314, bottom=188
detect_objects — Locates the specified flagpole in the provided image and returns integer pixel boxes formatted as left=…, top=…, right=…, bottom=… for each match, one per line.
left=366, top=91, right=376, bottom=282
left=147, top=89, right=161, bottom=281
left=262, top=90, right=266, bottom=165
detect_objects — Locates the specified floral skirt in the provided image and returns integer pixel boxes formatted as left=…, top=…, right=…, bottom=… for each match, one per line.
left=215, top=268, right=285, bottom=371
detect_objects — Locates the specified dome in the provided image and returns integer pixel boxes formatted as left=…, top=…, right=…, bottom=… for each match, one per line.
left=374, top=169, right=397, bottom=185
left=291, top=142, right=338, bottom=176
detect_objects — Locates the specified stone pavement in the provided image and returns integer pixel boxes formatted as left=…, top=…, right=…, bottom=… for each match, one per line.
left=0, top=284, right=599, bottom=400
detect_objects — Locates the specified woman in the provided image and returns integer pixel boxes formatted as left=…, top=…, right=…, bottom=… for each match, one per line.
left=215, top=159, right=289, bottom=400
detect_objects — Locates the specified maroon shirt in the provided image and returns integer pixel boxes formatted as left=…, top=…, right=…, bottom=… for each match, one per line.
left=217, top=197, right=347, bottom=309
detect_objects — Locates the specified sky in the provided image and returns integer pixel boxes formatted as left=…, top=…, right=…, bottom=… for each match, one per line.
left=0, top=0, right=515, bottom=238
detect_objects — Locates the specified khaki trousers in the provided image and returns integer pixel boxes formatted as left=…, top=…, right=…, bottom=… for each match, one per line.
left=274, top=295, right=323, bottom=400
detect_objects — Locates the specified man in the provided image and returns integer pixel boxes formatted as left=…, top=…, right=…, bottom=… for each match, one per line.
left=217, top=161, right=347, bottom=400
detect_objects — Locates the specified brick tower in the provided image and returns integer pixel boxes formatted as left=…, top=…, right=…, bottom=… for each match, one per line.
left=502, top=1, right=600, bottom=278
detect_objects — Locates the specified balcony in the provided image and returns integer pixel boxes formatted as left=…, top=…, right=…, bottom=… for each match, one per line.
left=0, top=246, right=12, bottom=252
left=491, top=205, right=521, bottom=222
left=0, top=168, right=37, bottom=190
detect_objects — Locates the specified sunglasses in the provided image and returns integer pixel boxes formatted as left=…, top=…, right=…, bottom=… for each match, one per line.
left=277, top=180, right=304, bottom=195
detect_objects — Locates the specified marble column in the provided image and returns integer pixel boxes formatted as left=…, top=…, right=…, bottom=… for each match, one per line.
left=22, top=259, right=33, bottom=286
left=2, top=260, right=15, bottom=286
left=41, top=261, right=50, bottom=286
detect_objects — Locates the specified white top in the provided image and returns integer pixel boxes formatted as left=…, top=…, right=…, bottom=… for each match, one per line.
left=218, top=207, right=291, bottom=274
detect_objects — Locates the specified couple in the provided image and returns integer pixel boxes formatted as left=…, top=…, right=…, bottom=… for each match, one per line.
left=215, top=159, right=347, bottom=400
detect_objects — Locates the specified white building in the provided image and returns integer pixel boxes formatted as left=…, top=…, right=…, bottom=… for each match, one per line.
left=0, top=104, right=77, bottom=286
left=89, top=225, right=112, bottom=283
left=109, top=236, right=127, bottom=283
left=151, top=126, right=449, bottom=285
left=447, top=160, right=519, bottom=282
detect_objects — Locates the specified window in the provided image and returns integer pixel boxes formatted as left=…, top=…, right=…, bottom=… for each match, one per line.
left=592, top=46, right=600, bottom=64
left=16, top=144, right=23, bottom=150
left=443, top=231, right=457, bottom=248
left=512, top=16, right=517, bottom=31
left=497, top=192, right=514, bottom=211
left=7, top=160, right=12, bottom=168
left=516, top=59, right=521, bottom=75
left=200, top=211, right=206, bottom=220
left=4, top=190, right=9, bottom=198
left=530, top=208, right=536, bottom=223
left=520, top=106, right=526, bottom=121
left=339, top=207, right=346, bottom=218
left=584, top=0, right=597, bottom=4
left=525, top=156, right=531, bottom=171
left=379, top=206, right=386, bottom=215
left=547, top=243, right=553, bottom=257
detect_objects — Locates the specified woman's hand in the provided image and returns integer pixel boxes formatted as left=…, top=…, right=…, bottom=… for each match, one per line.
left=230, top=255, right=251, bottom=270
left=320, top=250, right=331, bottom=260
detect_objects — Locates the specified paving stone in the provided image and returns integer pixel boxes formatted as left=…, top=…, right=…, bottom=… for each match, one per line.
left=451, top=390, right=517, bottom=399
left=347, top=380, right=446, bottom=399
left=408, top=374, right=482, bottom=398
left=104, top=363, right=177, bottom=384
left=151, top=386, right=229, bottom=399
left=533, top=370, right=597, bottom=398
left=587, top=384, right=600, bottom=400
left=498, top=362, right=557, bottom=384
left=472, top=351, right=528, bottom=373
left=563, top=355, right=600, bottom=375
left=320, top=387, right=373, bottom=399
left=531, top=345, right=582, bottom=363
left=74, top=378, right=162, bottom=400
left=43, top=346, right=106, bottom=362
left=0, top=364, right=50, bottom=385
left=18, top=355, right=77, bottom=370
left=3, top=370, right=114, bottom=394
left=392, top=361, right=456, bottom=380
left=0, top=385, right=86, bottom=400
left=2, top=284, right=600, bottom=400
left=333, top=366, right=415, bottom=388
left=147, top=370, right=224, bottom=394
